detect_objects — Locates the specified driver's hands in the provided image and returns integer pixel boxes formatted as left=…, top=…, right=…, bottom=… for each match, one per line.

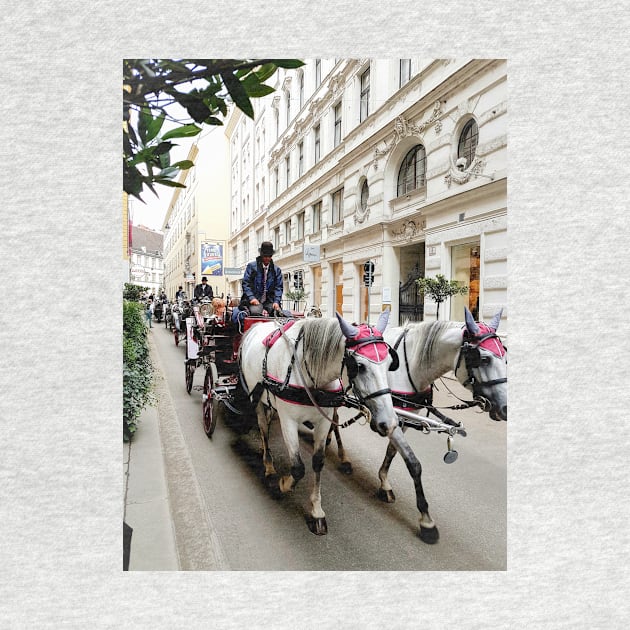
left=272, top=303, right=280, bottom=311
left=250, top=298, right=260, bottom=306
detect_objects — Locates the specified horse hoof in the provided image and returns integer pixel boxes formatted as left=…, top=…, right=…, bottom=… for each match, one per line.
left=305, top=516, right=328, bottom=535
left=376, top=488, right=396, bottom=503
left=264, top=474, right=282, bottom=499
left=339, top=462, right=353, bottom=475
left=419, top=525, right=440, bottom=544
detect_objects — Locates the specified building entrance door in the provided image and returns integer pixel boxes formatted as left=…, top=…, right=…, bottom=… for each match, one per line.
left=398, top=243, right=425, bottom=322
left=333, top=262, right=343, bottom=315
left=450, top=242, right=480, bottom=320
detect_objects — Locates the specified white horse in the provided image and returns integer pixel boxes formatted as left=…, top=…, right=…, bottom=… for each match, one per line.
left=238, top=310, right=399, bottom=535
left=373, top=307, right=508, bottom=543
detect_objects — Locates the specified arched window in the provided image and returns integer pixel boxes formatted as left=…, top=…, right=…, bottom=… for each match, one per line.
left=360, top=179, right=369, bottom=211
left=457, top=119, right=478, bottom=168
left=397, top=145, right=426, bottom=197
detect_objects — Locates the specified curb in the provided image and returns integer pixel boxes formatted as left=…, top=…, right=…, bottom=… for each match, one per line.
left=149, top=334, right=230, bottom=570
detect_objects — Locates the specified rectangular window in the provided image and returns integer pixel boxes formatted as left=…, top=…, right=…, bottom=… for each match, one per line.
left=331, top=188, right=343, bottom=224
left=315, top=59, right=321, bottom=87
left=297, top=211, right=305, bottom=240
left=285, top=155, right=291, bottom=189
left=274, top=166, right=279, bottom=197
left=273, top=226, right=280, bottom=252
left=299, top=73, right=304, bottom=109
left=285, top=90, right=291, bottom=126
left=360, top=67, right=370, bottom=122
left=275, top=109, right=280, bottom=140
left=256, top=227, right=264, bottom=250
left=333, top=102, right=342, bottom=147
left=243, top=237, right=249, bottom=263
left=232, top=246, right=238, bottom=267
left=284, top=219, right=292, bottom=244
left=298, top=141, right=304, bottom=177
left=312, top=201, right=321, bottom=233
left=314, top=124, right=321, bottom=163
left=399, top=59, right=411, bottom=87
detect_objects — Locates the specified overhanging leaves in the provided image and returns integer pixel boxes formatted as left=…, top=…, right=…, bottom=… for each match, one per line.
left=123, top=58, right=304, bottom=200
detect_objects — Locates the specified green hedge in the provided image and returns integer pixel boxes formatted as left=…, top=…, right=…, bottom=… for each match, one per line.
left=123, top=300, right=154, bottom=441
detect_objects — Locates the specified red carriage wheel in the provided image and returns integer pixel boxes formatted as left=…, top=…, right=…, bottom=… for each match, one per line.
left=185, top=360, right=195, bottom=394
left=202, top=366, right=218, bottom=438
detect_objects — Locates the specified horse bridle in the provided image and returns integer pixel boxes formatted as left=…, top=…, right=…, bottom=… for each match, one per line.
left=454, top=331, right=507, bottom=409
left=343, top=332, right=400, bottom=404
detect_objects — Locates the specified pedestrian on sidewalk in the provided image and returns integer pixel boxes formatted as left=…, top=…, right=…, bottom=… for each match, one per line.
left=145, top=299, right=154, bottom=329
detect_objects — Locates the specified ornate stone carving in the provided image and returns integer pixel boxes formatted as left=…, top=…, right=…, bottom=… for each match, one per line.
left=272, top=95, right=281, bottom=109
left=390, top=219, right=425, bottom=241
left=444, top=157, right=486, bottom=188
left=282, top=76, right=292, bottom=91
left=329, top=74, right=344, bottom=96
left=371, top=101, right=443, bottom=170
left=354, top=196, right=370, bottom=225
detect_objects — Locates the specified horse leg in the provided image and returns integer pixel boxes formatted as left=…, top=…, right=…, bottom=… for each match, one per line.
left=377, top=440, right=399, bottom=503
left=305, top=420, right=330, bottom=535
left=377, top=424, right=407, bottom=503
left=388, top=425, right=438, bottom=543
left=329, top=410, right=352, bottom=474
left=257, top=405, right=277, bottom=480
left=277, top=417, right=305, bottom=494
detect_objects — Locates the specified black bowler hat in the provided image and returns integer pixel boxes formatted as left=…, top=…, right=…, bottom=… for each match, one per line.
left=259, top=241, right=275, bottom=256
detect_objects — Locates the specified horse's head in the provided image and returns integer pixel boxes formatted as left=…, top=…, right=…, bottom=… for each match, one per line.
left=337, top=310, right=399, bottom=437
left=456, top=308, right=508, bottom=421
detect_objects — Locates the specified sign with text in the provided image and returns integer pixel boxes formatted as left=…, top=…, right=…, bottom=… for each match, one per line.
left=201, top=243, right=223, bottom=276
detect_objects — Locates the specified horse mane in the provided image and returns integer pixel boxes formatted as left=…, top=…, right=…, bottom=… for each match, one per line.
left=299, top=317, right=344, bottom=386
left=405, top=320, right=460, bottom=377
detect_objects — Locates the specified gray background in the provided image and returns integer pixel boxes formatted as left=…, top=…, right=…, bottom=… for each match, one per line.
left=1, top=0, right=628, bottom=627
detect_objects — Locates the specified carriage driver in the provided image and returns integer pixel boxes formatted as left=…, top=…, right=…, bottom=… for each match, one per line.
left=232, top=241, right=287, bottom=323
left=194, top=276, right=214, bottom=301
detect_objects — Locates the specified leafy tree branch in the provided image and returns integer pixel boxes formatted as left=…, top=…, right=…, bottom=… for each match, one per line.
left=123, top=58, right=304, bottom=202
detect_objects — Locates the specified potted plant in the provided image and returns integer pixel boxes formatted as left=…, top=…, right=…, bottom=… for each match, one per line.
left=416, top=273, right=468, bottom=319
left=284, top=287, right=306, bottom=312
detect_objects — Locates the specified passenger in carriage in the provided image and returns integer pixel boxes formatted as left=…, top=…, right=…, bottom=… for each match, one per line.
left=232, top=241, right=290, bottom=324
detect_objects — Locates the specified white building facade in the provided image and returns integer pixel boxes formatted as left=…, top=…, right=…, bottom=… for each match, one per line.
left=226, top=59, right=507, bottom=333
left=162, top=128, right=230, bottom=301
left=128, top=224, right=164, bottom=295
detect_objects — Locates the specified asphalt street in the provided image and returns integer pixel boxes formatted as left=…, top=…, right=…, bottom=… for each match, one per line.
left=133, top=319, right=507, bottom=570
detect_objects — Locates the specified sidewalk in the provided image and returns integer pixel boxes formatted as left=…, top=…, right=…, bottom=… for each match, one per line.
left=123, top=402, right=180, bottom=571
left=123, top=331, right=230, bottom=571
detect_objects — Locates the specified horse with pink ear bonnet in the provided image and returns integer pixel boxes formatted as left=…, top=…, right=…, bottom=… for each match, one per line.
left=237, top=310, right=399, bottom=535
left=374, top=307, right=507, bottom=543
